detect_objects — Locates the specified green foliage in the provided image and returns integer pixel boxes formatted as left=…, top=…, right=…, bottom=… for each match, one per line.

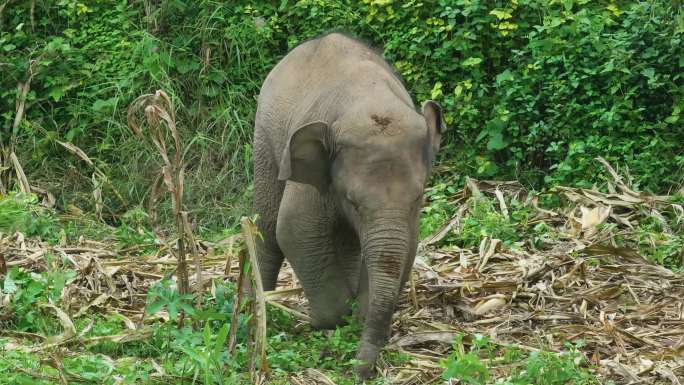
left=1, top=267, right=76, bottom=332
left=511, top=344, right=596, bottom=385
left=146, top=279, right=196, bottom=320
left=0, top=193, right=59, bottom=241
left=114, top=207, right=157, bottom=250
left=442, top=335, right=597, bottom=385
left=634, top=214, right=684, bottom=270
left=441, top=334, right=491, bottom=384
left=2, top=0, right=682, bottom=231
left=268, top=315, right=362, bottom=375
left=177, top=323, right=234, bottom=385
left=459, top=197, right=520, bottom=247
left=420, top=180, right=459, bottom=239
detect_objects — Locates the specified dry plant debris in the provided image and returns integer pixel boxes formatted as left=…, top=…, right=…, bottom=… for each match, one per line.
left=1, top=160, right=682, bottom=384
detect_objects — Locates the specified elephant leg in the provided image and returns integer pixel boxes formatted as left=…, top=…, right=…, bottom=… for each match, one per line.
left=253, top=133, right=285, bottom=291
left=332, top=219, right=363, bottom=312
left=276, top=182, right=354, bottom=329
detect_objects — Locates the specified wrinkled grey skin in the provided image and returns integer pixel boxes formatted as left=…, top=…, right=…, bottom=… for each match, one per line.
left=252, top=33, right=444, bottom=380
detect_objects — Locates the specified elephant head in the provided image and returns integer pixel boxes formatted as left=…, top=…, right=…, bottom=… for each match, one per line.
left=278, top=100, right=445, bottom=378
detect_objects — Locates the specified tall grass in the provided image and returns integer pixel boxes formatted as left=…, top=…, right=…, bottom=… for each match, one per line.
left=16, top=2, right=276, bottom=232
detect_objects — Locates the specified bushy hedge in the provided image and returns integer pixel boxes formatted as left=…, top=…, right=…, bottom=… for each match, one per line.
left=2, top=0, right=683, bottom=229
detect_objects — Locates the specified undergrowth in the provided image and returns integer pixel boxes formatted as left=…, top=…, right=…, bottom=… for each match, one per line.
left=1, top=189, right=681, bottom=383
left=441, top=334, right=597, bottom=385
left=0, top=272, right=389, bottom=385
left=0, top=193, right=59, bottom=242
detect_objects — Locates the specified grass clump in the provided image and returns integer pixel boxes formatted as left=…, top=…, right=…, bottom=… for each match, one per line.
left=1, top=266, right=76, bottom=334
left=0, top=193, right=59, bottom=241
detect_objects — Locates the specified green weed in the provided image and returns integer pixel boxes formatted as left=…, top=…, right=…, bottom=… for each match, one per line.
left=420, top=181, right=459, bottom=239
left=635, top=216, right=684, bottom=270
left=442, top=334, right=597, bottom=385
left=0, top=193, right=59, bottom=242
left=1, top=267, right=76, bottom=333
left=458, top=197, right=520, bottom=247
left=441, top=334, right=491, bottom=384
left=146, top=279, right=197, bottom=321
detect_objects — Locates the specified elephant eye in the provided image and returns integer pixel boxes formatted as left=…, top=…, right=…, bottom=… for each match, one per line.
left=346, top=192, right=360, bottom=209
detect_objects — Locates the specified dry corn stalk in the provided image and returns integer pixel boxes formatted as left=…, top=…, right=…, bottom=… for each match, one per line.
left=0, top=234, right=6, bottom=277
left=240, top=217, right=268, bottom=382
left=1, top=57, right=39, bottom=194
left=227, top=218, right=268, bottom=381
left=127, top=90, right=200, bottom=299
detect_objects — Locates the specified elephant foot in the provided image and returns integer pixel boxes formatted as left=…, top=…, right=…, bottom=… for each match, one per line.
left=354, top=363, right=374, bottom=383
left=354, top=340, right=381, bottom=382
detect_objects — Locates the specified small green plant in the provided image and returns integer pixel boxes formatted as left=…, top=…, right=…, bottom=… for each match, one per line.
left=177, top=323, right=233, bottom=385
left=146, top=279, right=196, bottom=321
left=441, top=335, right=597, bottom=385
left=441, top=334, right=491, bottom=384
left=420, top=181, right=459, bottom=240
left=459, top=197, right=519, bottom=247
left=0, top=193, right=59, bottom=241
left=505, top=342, right=596, bottom=385
left=113, top=207, right=157, bottom=250
left=1, top=267, right=76, bottom=332
left=634, top=215, right=684, bottom=270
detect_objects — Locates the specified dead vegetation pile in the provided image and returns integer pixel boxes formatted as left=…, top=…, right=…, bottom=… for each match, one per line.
left=1, top=159, right=683, bottom=385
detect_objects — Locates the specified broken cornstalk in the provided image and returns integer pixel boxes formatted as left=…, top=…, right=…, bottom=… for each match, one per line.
left=127, top=90, right=200, bottom=304
left=227, top=217, right=268, bottom=381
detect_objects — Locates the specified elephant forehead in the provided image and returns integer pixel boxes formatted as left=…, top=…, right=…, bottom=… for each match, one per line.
left=338, top=119, right=427, bottom=149
left=337, top=143, right=427, bottom=193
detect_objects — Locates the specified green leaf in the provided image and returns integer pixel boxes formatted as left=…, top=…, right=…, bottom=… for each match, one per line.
left=214, top=323, right=230, bottom=358
left=462, top=57, right=483, bottom=67
left=92, top=98, right=117, bottom=113
left=179, top=302, right=196, bottom=316
left=489, top=9, right=512, bottom=20
left=167, top=302, right=178, bottom=320
left=430, top=82, right=443, bottom=99
left=487, top=132, right=507, bottom=150
left=204, top=322, right=211, bottom=347
left=49, top=87, right=65, bottom=102
left=641, top=68, right=655, bottom=79
left=146, top=300, right=165, bottom=314
left=495, top=69, right=514, bottom=84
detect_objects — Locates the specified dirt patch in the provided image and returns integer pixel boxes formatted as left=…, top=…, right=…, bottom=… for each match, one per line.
left=371, top=114, right=400, bottom=135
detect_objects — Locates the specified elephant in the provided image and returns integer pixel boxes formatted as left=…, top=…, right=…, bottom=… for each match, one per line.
left=252, top=32, right=445, bottom=379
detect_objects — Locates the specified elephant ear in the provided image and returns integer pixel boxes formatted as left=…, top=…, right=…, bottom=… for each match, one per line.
left=278, top=121, right=330, bottom=192
left=422, top=100, right=446, bottom=155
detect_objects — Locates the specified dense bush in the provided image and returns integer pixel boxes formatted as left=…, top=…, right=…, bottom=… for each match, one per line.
left=2, top=0, right=683, bottom=230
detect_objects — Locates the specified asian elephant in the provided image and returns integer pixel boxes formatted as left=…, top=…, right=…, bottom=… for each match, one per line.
left=252, top=32, right=445, bottom=379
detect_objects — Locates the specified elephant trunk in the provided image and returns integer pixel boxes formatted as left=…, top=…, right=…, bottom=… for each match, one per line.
left=356, top=211, right=410, bottom=375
